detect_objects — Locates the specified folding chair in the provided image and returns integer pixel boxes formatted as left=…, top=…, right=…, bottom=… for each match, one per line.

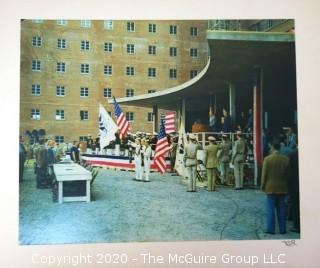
left=196, top=159, right=207, bottom=182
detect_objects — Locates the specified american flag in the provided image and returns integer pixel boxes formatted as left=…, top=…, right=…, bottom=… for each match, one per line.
left=161, top=112, right=176, bottom=134
left=154, top=117, right=170, bottom=173
left=113, top=97, right=129, bottom=139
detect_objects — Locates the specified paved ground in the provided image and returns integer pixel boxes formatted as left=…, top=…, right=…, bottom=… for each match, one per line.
left=19, top=164, right=300, bottom=245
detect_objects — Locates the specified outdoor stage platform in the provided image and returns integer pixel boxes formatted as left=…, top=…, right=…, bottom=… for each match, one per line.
left=81, top=153, right=171, bottom=172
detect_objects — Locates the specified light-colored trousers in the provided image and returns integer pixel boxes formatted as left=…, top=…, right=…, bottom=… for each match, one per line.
left=187, top=165, right=197, bottom=191
left=206, top=168, right=217, bottom=191
left=135, top=158, right=143, bottom=180
left=220, top=162, right=229, bottom=184
left=144, top=159, right=151, bottom=181
left=234, top=161, right=244, bottom=188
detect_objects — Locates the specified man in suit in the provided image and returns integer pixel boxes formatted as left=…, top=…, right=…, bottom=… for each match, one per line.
left=184, top=134, right=202, bottom=192
left=218, top=134, right=232, bottom=185
left=232, top=131, right=247, bottom=190
left=204, top=136, right=223, bottom=191
left=261, top=138, right=290, bottom=234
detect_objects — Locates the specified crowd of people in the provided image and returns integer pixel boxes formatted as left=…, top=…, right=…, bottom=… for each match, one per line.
left=19, top=121, right=299, bottom=235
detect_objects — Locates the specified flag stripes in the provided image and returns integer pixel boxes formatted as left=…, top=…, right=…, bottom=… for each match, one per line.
left=154, top=117, right=170, bottom=173
left=113, top=97, right=129, bottom=139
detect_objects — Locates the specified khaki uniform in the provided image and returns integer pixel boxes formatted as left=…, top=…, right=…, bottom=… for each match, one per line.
left=232, top=138, right=247, bottom=189
left=204, top=143, right=223, bottom=191
left=184, top=142, right=201, bottom=191
left=218, top=140, right=232, bottom=184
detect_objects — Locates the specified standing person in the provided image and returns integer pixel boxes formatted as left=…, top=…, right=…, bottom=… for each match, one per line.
left=231, top=131, right=247, bottom=190
left=288, top=147, right=300, bottom=233
left=143, top=140, right=152, bottom=182
left=184, top=134, right=202, bottom=192
left=237, top=111, right=246, bottom=132
left=19, top=135, right=26, bottom=182
left=204, top=136, right=222, bottom=191
left=221, top=108, right=231, bottom=133
left=86, top=134, right=94, bottom=154
left=35, top=139, right=48, bottom=189
left=169, top=135, right=178, bottom=173
left=70, top=141, right=80, bottom=163
left=131, top=138, right=143, bottom=181
left=209, top=109, right=217, bottom=132
left=218, top=134, right=232, bottom=185
left=47, top=140, right=56, bottom=176
left=261, top=138, right=290, bottom=235
left=286, top=126, right=297, bottom=150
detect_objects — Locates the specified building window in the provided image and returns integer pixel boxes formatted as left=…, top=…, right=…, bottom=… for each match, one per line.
left=104, top=42, right=112, bottom=52
left=57, top=20, right=67, bottom=26
left=56, top=85, right=65, bottom=96
left=126, top=44, right=135, bottom=54
left=80, top=64, right=90, bottom=74
left=57, top=38, right=66, bottom=49
left=190, top=70, right=198, bottom=78
left=147, top=112, right=153, bottom=122
left=148, top=45, right=156, bottom=55
left=127, top=21, right=135, bottom=32
left=32, top=36, right=42, bottom=47
left=126, top=66, right=135, bottom=76
left=56, top=62, right=66, bottom=72
left=190, top=48, right=198, bottom=58
left=267, top=20, right=273, bottom=29
left=81, top=40, right=90, bottom=50
left=104, top=88, right=112, bottom=98
left=169, top=47, right=177, bottom=57
left=80, top=20, right=91, bottom=28
left=32, top=19, right=43, bottom=23
left=169, top=68, right=177, bottom=79
left=148, top=68, right=156, bottom=77
left=148, top=23, right=156, bottom=33
left=80, top=87, right=89, bottom=97
left=80, top=110, right=89, bottom=120
left=126, top=89, right=134, bottom=97
left=148, top=89, right=156, bottom=94
left=30, top=109, right=40, bottom=120
left=169, top=25, right=177, bottom=35
left=104, top=65, right=112, bottom=75
left=32, top=60, right=41, bottom=71
left=190, top=27, right=198, bottom=36
left=126, top=112, right=134, bottom=122
left=31, top=84, right=41, bottom=96
left=56, top=110, right=65, bottom=120
left=55, top=136, right=64, bottom=144
left=79, top=136, right=87, bottom=141
left=104, top=20, right=113, bottom=30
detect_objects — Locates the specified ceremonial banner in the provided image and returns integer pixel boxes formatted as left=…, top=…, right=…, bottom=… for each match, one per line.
left=99, top=104, right=118, bottom=149
left=174, top=118, right=188, bottom=178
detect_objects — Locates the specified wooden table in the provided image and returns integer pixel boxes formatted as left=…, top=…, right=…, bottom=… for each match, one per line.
left=53, top=163, right=92, bottom=204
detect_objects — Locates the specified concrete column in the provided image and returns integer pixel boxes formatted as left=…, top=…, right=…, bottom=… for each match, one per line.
left=229, top=83, right=236, bottom=129
left=153, top=105, right=158, bottom=133
left=253, top=66, right=263, bottom=186
left=180, top=98, right=186, bottom=130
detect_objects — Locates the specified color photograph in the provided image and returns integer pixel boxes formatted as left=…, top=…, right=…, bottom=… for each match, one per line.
left=19, top=19, right=299, bottom=245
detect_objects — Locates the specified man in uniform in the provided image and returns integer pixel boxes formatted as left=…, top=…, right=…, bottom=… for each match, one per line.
left=142, top=140, right=152, bottom=182
left=204, top=136, right=222, bottom=191
left=231, top=131, right=247, bottom=190
left=131, top=138, right=143, bottom=181
left=184, top=134, right=202, bottom=192
left=218, top=134, right=232, bottom=185
left=261, top=138, right=290, bottom=234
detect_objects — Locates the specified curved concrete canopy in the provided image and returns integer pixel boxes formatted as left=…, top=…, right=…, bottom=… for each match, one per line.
left=109, top=31, right=295, bottom=111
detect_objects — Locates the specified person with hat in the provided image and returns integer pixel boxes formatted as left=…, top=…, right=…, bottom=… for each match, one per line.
left=204, top=136, right=223, bottom=191
left=218, top=134, right=232, bottom=185
left=184, top=134, right=202, bottom=192
left=142, top=139, right=152, bottom=182
left=231, top=131, right=247, bottom=190
left=131, top=138, right=143, bottom=181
